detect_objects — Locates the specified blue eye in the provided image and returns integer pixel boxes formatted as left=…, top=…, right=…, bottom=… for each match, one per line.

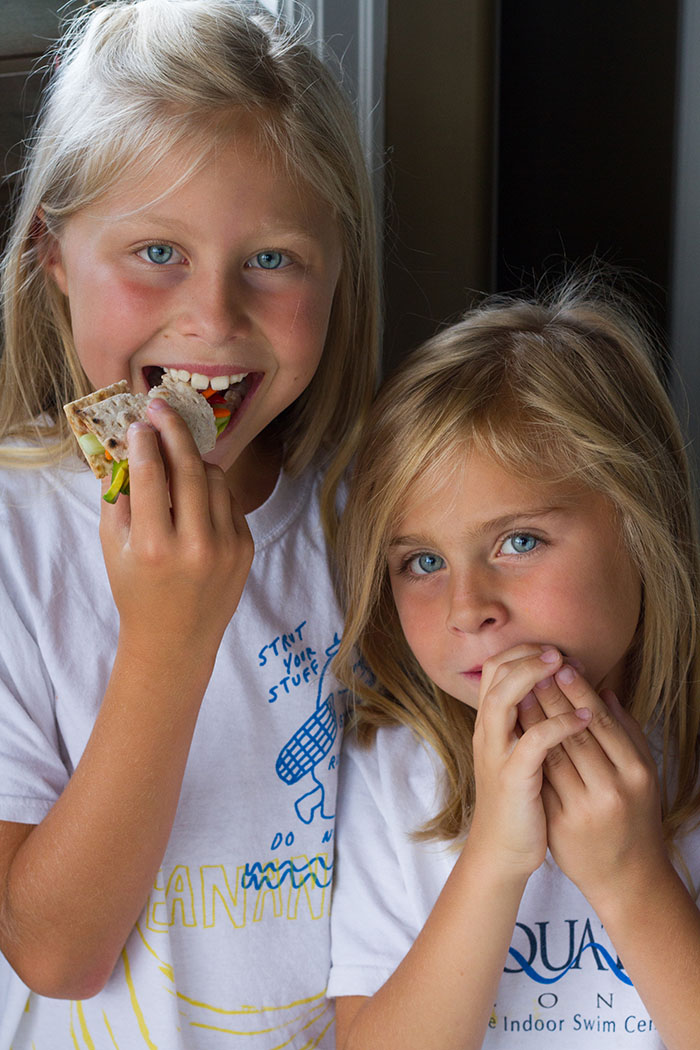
left=409, top=553, right=445, bottom=575
left=147, top=245, right=172, bottom=264
left=500, top=533, right=539, bottom=555
left=248, top=251, right=288, bottom=270
left=138, top=244, right=182, bottom=265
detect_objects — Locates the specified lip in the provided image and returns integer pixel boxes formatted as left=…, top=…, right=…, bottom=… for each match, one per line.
left=461, top=667, right=482, bottom=681
left=153, top=363, right=253, bottom=378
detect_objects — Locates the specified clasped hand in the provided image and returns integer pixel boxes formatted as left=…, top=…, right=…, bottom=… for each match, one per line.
left=470, top=645, right=667, bottom=907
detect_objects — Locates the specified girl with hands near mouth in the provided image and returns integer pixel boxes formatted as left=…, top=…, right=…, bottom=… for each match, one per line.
left=328, top=277, right=700, bottom=1050
left=0, top=1, right=379, bottom=1046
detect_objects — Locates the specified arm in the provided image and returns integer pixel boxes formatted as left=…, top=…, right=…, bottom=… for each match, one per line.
left=338, top=646, right=591, bottom=1050
left=337, top=843, right=528, bottom=1050
left=521, top=666, right=700, bottom=1050
left=0, top=402, right=253, bottom=999
left=335, top=998, right=366, bottom=1049
left=590, top=843, right=700, bottom=1050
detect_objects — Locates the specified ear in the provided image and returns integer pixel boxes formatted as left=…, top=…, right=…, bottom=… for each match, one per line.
left=35, top=208, right=69, bottom=296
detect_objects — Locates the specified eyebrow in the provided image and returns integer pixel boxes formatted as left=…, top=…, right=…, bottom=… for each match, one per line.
left=115, top=211, right=318, bottom=243
left=389, top=505, right=569, bottom=549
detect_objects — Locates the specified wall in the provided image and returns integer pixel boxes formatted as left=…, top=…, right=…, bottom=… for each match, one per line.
left=496, top=1, right=679, bottom=342
left=0, top=2, right=69, bottom=237
left=383, top=0, right=496, bottom=370
left=671, top=0, right=700, bottom=477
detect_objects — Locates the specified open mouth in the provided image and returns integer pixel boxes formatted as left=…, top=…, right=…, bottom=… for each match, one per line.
left=143, top=366, right=257, bottom=437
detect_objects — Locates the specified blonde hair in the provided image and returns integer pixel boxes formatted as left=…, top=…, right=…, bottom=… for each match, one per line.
left=0, top=0, right=379, bottom=535
left=336, top=278, right=700, bottom=844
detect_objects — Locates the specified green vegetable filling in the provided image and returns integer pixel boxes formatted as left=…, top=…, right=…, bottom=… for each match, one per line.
left=215, top=412, right=231, bottom=436
left=78, top=432, right=106, bottom=456
left=103, top=460, right=130, bottom=503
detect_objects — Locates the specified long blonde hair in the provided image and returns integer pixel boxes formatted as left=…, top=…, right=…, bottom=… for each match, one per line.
left=0, top=0, right=379, bottom=535
left=335, top=279, right=700, bottom=844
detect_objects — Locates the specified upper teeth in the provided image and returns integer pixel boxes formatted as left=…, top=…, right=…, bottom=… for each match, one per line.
left=165, top=367, right=248, bottom=390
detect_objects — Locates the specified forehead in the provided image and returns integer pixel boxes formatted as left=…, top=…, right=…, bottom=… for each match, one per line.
left=75, top=121, right=338, bottom=234
left=392, top=446, right=585, bottom=534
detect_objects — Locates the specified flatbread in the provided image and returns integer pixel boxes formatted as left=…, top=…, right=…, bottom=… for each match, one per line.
left=64, top=377, right=217, bottom=479
left=63, top=381, right=132, bottom=478
left=148, top=373, right=217, bottom=455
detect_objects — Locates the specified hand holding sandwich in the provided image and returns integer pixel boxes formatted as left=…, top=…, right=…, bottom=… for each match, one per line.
left=101, top=396, right=253, bottom=665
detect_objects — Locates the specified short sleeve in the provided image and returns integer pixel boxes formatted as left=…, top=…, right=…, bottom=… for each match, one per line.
left=0, top=572, right=68, bottom=823
left=327, top=735, right=421, bottom=998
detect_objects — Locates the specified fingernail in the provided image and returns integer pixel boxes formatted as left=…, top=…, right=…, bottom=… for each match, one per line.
left=568, top=657, right=586, bottom=673
left=127, top=420, right=149, bottom=442
left=540, top=647, right=560, bottom=664
left=575, top=707, right=591, bottom=721
left=556, top=665, right=576, bottom=685
left=535, top=677, right=553, bottom=690
left=127, top=420, right=153, bottom=457
left=147, top=396, right=167, bottom=412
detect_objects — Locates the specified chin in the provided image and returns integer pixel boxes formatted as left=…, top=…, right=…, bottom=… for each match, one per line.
left=203, top=444, right=239, bottom=475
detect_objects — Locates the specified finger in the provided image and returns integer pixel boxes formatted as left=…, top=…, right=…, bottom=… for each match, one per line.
left=527, top=666, right=608, bottom=790
left=478, top=648, right=567, bottom=743
left=204, top=463, right=233, bottom=532
left=147, top=398, right=211, bottom=531
left=204, top=463, right=247, bottom=539
left=525, top=709, right=591, bottom=800
left=516, top=688, right=586, bottom=793
left=523, top=677, right=585, bottom=789
left=554, top=665, right=639, bottom=771
left=514, top=708, right=593, bottom=776
left=123, top=420, right=172, bottom=536
left=601, top=690, right=656, bottom=768
left=480, top=643, right=561, bottom=698
left=541, top=775, right=563, bottom=821
left=533, top=655, right=590, bottom=715
left=517, top=690, right=546, bottom=729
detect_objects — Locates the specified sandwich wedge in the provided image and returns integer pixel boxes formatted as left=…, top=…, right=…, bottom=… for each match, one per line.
left=64, top=374, right=221, bottom=502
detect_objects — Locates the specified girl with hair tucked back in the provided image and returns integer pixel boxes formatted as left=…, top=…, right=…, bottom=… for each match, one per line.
left=0, top=1, right=378, bottom=1046
left=328, top=282, right=700, bottom=1050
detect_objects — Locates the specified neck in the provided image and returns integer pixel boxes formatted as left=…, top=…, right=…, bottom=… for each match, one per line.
left=225, top=436, right=282, bottom=513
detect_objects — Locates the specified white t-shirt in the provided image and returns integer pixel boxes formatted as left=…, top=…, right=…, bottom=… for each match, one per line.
left=0, top=454, right=345, bottom=1050
left=328, top=724, right=700, bottom=1048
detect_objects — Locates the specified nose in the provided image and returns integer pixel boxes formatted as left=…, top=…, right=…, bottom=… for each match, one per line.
left=446, top=568, right=508, bottom=635
left=176, top=267, right=249, bottom=347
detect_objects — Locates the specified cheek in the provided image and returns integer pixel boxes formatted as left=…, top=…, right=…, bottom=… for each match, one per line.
left=526, top=580, right=579, bottom=625
left=532, top=562, right=641, bottom=667
left=290, top=267, right=339, bottom=333
left=584, top=546, right=641, bottom=637
left=292, top=291, right=335, bottom=347
left=279, top=302, right=332, bottom=386
left=608, top=558, right=642, bottom=642
left=393, top=591, right=437, bottom=660
left=67, top=267, right=148, bottom=334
